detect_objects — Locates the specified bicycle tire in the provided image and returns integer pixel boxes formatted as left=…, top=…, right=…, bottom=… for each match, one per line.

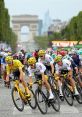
left=35, top=89, right=48, bottom=114
left=11, top=87, right=24, bottom=111
left=62, top=85, right=73, bottom=106
left=75, top=85, right=82, bottom=104
left=28, top=89, right=37, bottom=109
left=51, top=89, right=60, bottom=112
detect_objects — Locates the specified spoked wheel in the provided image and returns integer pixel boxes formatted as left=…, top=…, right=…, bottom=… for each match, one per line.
left=51, top=89, right=60, bottom=112
left=63, top=85, right=73, bottom=106
left=75, top=85, right=82, bottom=104
left=28, top=89, right=37, bottom=109
left=11, top=87, right=24, bottom=111
left=35, top=89, right=48, bottom=114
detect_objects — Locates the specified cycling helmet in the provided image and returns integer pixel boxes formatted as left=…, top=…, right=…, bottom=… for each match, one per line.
left=38, top=50, right=45, bottom=56
left=28, top=57, right=36, bottom=65
left=5, top=56, right=13, bottom=63
left=59, top=51, right=66, bottom=56
left=8, top=52, right=12, bottom=56
left=26, top=53, right=32, bottom=60
left=55, top=55, right=62, bottom=63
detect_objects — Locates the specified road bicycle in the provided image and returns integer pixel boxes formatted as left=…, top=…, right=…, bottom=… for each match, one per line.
left=34, top=75, right=60, bottom=114
left=11, top=76, right=37, bottom=111
left=61, top=71, right=82, bottom=106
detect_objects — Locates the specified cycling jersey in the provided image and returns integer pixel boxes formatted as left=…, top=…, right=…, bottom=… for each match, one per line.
left=72, top=54, right=80, bottom=67
left=28, top=62, right=46, bottom=77
left=38, top=54, right=54, bottom=66
left=6, top=60, right=24, bottom=75
left=62, top=55, right=73, bottom=61
left=55, top=59, right=72, bottom=74
left=51, top=53, right=57, bottom=59
left=62, top=55, right=78, bottom=70
left=25, top=52, right=32, bottom=60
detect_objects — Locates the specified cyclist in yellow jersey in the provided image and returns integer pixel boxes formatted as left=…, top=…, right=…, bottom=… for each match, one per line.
left=5, top=56, right=30, bottom=97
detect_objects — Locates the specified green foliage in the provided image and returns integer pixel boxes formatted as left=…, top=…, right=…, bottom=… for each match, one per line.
left=34, top=32, right=62, bottom=49
left=0, top=0, right=17, bottom=52
left=33, top=11, right=82, bottom=48
left=62, top=11, right=82, bottom=41
left=48, top=32, right=62, bottom=40
left=34, top=36, right=49, bottom=49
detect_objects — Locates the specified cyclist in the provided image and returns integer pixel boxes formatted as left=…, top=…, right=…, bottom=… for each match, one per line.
left=18, top=51, right=24, bottom=64
left=5, top=56, right=30, bottom=97
left=0, top=51, right=8, bottom=85
left=33, top=49, right=39, bottom=62
left=55, top=55, right=79, bottom=96
left=38, top=50, right=55, bottom=75
left=27, top=57, right=54, bottom=99
left=24, top=52, right=32, bottom=65
left=0, top=53, right=2, bottom=79
left=71, top=51, right=82, bottom=87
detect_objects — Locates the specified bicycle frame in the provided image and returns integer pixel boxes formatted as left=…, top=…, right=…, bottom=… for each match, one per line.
left=35, top=79, right=51, bottom=106
left=61, top=74, right=73, bottom=92
left=13, top=80, right=27, bottom=102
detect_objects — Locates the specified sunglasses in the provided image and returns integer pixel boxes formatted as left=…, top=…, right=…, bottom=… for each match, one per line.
left=7, top=62, right=12, bottom=64
left=30, top=64, right=34, bottom=66
left=40, top=56, right=44, bottom=57
left=57, top=61, right=62, bottom=63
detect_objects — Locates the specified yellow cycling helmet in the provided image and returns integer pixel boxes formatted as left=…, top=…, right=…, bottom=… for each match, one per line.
left=5, top=56, right=13, bottom=63
left=55, top=55, right=62, bottom=63
left=38, top=50, right=45, bottom=57
left=28, top=57, right=36, bottom=65
left=8, top=52, right=12, bottom=56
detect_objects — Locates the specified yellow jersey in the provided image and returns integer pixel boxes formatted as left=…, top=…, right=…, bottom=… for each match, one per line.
left=6, top=60, right=24, bottom=75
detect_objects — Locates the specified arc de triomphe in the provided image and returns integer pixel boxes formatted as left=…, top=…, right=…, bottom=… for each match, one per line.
left=12, top=15, right=40, bottom=51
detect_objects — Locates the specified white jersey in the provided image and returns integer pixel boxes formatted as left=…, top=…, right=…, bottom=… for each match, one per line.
left=62, top=54, right=73, bottom=62
left=38, top=54, right=54, bottom=66
left=28, top=62, right=46, bottom=77
left=55, top=59, right=71, bottom=74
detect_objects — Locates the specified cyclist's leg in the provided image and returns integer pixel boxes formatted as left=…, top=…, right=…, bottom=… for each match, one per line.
left=13, top=69, right=30, bottom=96
left=5, top=73, right=10, bottom=87
left=78, top=66, right=82, bottom=87
left=42, top=74, right=54, bottom=99
left=54, top=73, right=63, bottom=96
left=67, top=70, right=79, bottom=95
left=20, top=71, right=31, bottom=96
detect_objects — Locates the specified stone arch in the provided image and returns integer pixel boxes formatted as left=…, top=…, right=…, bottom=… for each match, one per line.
left=20, top=25, right=30, bottom=42
left=11, top=15, right=42, bottom=51
left=12, top=15, right=39, bottom=43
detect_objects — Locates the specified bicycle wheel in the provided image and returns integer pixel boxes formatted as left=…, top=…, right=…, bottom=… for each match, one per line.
left=51, top=89, right=60, bottom=112
left=35, top=89, right=48, bottom=114
left=28, top=89, right=37, bottom=109
left=62, top=85, right=73, bottom=106
left=11, top=87, right=24, bottom=111
left=75, top=85, right=82, bottom=104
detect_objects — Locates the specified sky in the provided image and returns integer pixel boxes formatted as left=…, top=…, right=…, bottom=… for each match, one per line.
left=4, top=0, right=82, bottom=21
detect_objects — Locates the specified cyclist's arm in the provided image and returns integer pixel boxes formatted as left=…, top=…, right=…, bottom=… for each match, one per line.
left=19, top=67, right=24, bottom=80
left=29, top=76, right=33, bottom=84
left=37, top=63, right=46, bottom=82
left=50, top=63, right=54, bottom=75
left=66, top=66, right=72, bottom=78
left=71, top=60, right=78, bottom=74
left=48, top=55, right=54, bottom=74
left=5, top=65, right=10, bottom=81
left=28, top=67, right=33, bottom=85
left=41, top=72, right=45, bottom=82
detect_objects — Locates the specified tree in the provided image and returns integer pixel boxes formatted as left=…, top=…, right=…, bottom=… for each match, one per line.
left=61, top=11, right=82, bottom=42
left=0, top=0, right=17, bottom=51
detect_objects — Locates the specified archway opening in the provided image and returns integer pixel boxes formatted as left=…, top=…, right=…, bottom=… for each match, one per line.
left=20, top=26, right=29, bottom=42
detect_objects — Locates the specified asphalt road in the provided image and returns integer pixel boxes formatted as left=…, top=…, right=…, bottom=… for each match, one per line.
left=0, top=80, right=82, bottom=117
